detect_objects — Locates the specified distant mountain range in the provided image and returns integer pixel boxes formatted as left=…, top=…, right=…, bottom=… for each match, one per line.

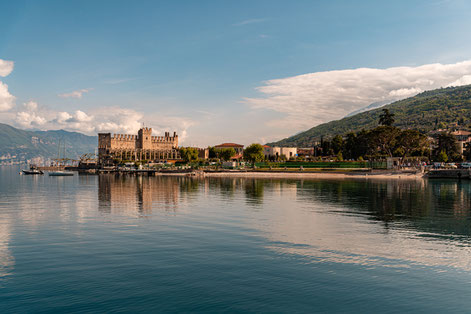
left=268, top=85, right=471, bottom=147
left=0, top=123, right=97, bottom=160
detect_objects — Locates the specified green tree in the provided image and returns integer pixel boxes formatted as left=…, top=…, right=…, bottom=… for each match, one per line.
left=436, top=132, right=460, bottom=161
left=378, top=108, right=395, bottom=126
left=219, top=148, right=236, bottom=161
left=437, top=150, right=448, bottom=162
left=369, top=126, right=401, bottom=157
left=355, top=130, right=372, bottom=159
left=243, top=143, right=265, bottom=164
left=331, top=135, right=344, bottom=154
left=179, top=147, right=199, bottom=163
left=396, top=129, right=429, bottom=162
left=344, top=132, right=357, bottom=159
left=208, top=146, right=218, bottom=159
left=321, top=139, right=333, bottom=156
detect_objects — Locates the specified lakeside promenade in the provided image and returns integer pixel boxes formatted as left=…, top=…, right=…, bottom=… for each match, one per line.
left=90, top=167, right=425, bottom=180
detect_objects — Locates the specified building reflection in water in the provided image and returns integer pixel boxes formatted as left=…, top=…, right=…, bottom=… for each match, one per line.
left=98, top=175, right=180, bottom=216
left=96, top=174, right=471, bottom=270
left=97, top=175, right=299, bottom=215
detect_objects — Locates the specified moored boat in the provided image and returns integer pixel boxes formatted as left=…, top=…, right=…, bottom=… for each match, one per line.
left=22, top=169, right=44, bottom=175
left=21, top=166, right=44, bottom=175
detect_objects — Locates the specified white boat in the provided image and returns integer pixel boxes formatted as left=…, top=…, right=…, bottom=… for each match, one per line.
left=22, top=166, right=44, bottom=175
left=48, top=171, right=74, bottom=176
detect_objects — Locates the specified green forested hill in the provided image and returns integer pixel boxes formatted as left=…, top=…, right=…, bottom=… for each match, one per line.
left=269, top=85, right=471, bottom=147
left=0, top=123, right=97, bottom=159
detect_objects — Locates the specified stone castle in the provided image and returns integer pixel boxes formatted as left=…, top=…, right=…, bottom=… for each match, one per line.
left=98, top=127, right=180, bottom=164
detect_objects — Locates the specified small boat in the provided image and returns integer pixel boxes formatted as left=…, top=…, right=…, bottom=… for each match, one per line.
left=22, top=169, right=44, bottom=175
left=22, top=166, right=44, bottom=175
left=48, top=171, right=74, bottom=176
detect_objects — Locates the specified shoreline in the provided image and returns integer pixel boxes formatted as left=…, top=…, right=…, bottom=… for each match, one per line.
left=159, top=170, right=425, bottom=180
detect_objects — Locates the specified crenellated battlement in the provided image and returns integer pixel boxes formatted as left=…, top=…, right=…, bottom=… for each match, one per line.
left=111, top=134, right=137, bottom=141
left=150, top=134, right=178, bottom=143
left=98, top=127, right=179, bottom=157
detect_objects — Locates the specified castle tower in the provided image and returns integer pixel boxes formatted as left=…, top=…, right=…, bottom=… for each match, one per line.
left=138, top=127, right=152, bottom=149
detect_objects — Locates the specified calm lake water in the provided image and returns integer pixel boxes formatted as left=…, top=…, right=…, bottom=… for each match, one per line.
left=1, top=166, right=471, bottom=312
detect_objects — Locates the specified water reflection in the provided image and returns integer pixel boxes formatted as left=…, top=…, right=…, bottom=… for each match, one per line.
left=295, top=179, right=471, bottom=236
left=0, top=215, right=14, bottom=282
left=204, top=178, right=297, bottom=206
left=101, top=175, right=471, bottom=271
left=98, top=175, right=180, bottom=215
left=249, top=178, right=471, bottom=271
left=97, top=175, right=471, bottom=238
left=11, top=170, right=471, bottom=274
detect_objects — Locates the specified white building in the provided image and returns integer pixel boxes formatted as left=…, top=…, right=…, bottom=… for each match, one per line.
left=451, top=130, right=471, bottom=154
left=263, top=146, right=297, bottom=159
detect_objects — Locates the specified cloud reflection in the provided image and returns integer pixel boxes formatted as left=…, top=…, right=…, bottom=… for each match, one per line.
left=253, top=179, right=471, bottom=272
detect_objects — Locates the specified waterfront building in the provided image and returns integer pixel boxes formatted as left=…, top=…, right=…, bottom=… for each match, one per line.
left=263, top=146, right=297, bottom=159
left=196, top=148, right=209, bottom=160
left=451, top=130, right=471, bottom=154
left=98, top=127, right=180, bottom=165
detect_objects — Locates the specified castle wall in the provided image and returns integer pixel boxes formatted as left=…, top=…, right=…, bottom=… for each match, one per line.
left=98, top=128, right=180, bottom=164
left=110, top=134, right=137, bottom=149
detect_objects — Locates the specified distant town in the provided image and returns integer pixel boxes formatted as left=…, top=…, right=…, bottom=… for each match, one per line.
left=76, top=109, right=466, bottom=168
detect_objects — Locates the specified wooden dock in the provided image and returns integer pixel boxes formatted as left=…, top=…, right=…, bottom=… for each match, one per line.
left=426, top=169, right=471, bottom=179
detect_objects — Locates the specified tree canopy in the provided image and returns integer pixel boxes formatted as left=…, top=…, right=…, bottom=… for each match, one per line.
left=219, top=148, right=236, bottom=161
left=179, top=147, right=199, bottom=163
left=243, top=144, right=265, bottom=163
left=378, top=109, right=395, bottom=126
left=436, top=132, right=460, bottom=161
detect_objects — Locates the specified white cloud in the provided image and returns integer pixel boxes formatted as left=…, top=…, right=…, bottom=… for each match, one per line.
left=0, top=59, right=15, bottom=112
left=13, top=103, right=195, bottom=143
left=0, top=58, right=193, bottom=144
left=15, top=102, right=47, bottom=128
left=447, top=74, right=471, bottom=87
left=0, top=59, right=14, bottom=77
left=245, top=60, right=471, bottom=130
left=0, top=82, right=16, bottom=112
left=58, top=89, right=91, bottom=99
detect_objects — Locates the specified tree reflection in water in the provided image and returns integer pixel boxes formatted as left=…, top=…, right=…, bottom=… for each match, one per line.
left=98, top=175, right=471, bottom=238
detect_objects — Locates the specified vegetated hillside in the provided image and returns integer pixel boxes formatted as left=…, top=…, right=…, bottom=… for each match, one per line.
left=269, top=85, right=471, bottom=147
left=0, top=123, right=97, bottom=159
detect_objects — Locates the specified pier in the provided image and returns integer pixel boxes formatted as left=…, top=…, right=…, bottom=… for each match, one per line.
left=426, top=169, right=471, bottom=179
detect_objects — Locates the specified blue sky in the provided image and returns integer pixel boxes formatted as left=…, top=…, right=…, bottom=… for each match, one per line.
left=1, top=0, right=471, bottom=145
